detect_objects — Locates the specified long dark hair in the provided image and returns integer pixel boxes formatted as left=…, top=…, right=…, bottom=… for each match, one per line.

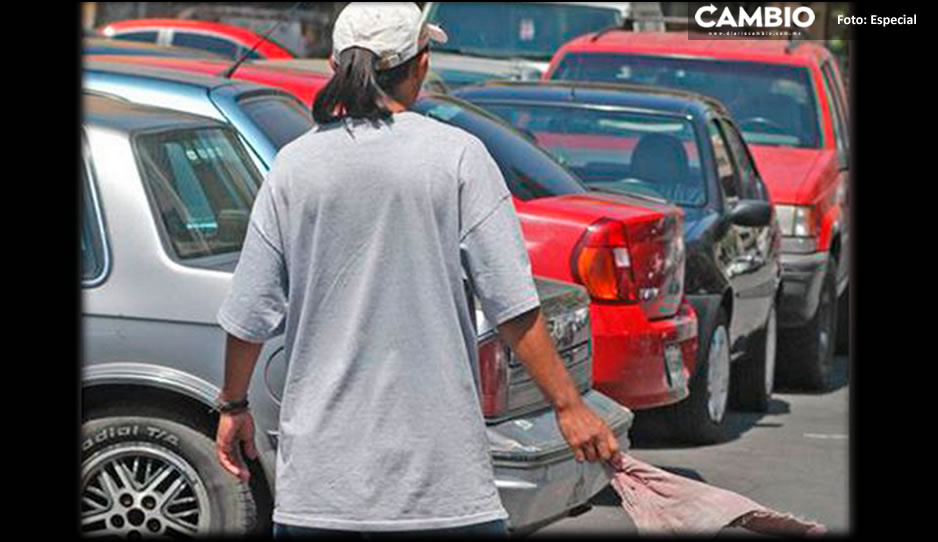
left=312, top=46, right=424, bottom=124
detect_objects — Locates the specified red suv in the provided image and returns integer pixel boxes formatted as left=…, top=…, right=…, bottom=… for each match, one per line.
left=99, top=18, right=295, bottom=60
left=547, top=32, right=850, bottom=390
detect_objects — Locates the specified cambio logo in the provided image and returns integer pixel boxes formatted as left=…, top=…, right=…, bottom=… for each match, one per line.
left=695, top=4, right=816, bottom=29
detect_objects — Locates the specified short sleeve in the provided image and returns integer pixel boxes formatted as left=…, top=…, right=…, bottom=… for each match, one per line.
left=217, top=180, right=288, bottom=343
left=459, top=138, right=540, bottom=325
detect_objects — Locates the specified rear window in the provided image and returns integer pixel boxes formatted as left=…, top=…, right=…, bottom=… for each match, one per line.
left=135, top=127, right=261, bottom=261
left=114, top=31, right=158, bottom=43
left=238, top=94, right=313, bottom=150
left=171, top=32, right=239, bottom=59
left=412, top=96, right=587, bottom=201
left=428, top=1, right=620, bottom=61
left=480, top=102, right=706, bottom=206
left=553, top=53, right=822, bottom=148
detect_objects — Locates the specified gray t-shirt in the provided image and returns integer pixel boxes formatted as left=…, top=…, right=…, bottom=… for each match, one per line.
left=217, top=111, right=540, bottom=531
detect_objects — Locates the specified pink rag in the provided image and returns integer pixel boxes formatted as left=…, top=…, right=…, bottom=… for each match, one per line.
left=608, top=453, right=827, bottom=536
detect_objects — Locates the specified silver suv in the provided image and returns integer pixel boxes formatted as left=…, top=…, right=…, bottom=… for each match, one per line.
left=80, top=92, right=632, bottom=537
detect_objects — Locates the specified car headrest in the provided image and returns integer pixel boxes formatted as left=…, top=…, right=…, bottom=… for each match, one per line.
left=631, top=134, right=689, bottom=186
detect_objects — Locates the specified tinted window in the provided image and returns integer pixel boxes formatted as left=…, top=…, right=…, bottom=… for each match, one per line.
left=429, top=2, right=620, bottom=61
left=412, top=97, right=587, bottom=201
left=478, top=102, right=705, bottom=206
left=81, top=155, right=106, bottom=283
left=238, top=94, right=313, bottom=150
left=708, top=120, right=739, bottom=202
left=115, top=31, right=158, bottom=43
left=553, top=53, right=822, bottom=148
left=718, top=119, right=764, bottom=200
left=135, top=127, right=261, bottom=260
left=171, top=32, right=239, bottom=59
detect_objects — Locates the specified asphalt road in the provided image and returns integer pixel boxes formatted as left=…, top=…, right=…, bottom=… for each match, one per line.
left=530, top=354, right=851, bottom=537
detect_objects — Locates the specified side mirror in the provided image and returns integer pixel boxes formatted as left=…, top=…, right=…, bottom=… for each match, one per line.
left=728, top=199, right=772, bottom=227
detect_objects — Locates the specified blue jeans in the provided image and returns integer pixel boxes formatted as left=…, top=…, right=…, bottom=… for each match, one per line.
left=273, top=519, right=510, bottom=539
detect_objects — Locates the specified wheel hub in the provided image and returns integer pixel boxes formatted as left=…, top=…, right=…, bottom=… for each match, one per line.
left=765, top=307, right=777, bottom=397
left=81, top=443, right=211, bottom=538
left=707, top=325, right=731, bottom=424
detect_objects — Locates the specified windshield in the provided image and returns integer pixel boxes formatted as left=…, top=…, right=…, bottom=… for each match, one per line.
left=412, top=96, right=587, bottom=201
left=428, top=2, right=621, bottom=61
left=553, top=53, right=822, bottom=148
left=479, top=102, right=706, bottom=207
left=238, top=93, right=313, bottom=150
left=135, top=126, right=261, bottom=260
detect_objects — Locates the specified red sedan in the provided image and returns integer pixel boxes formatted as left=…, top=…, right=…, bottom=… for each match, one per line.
left=99, top=18, right=295, bottom=60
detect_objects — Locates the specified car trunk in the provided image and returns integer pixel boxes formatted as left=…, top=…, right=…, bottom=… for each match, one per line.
left=474, top=277, right=592, bottom=423
left=516, top=192, right=685, bottom=320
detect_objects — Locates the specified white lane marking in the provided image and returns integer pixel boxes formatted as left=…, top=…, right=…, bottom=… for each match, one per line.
left=803, top=433, right=848, bottom=440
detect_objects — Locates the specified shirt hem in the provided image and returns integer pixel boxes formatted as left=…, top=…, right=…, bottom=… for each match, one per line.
left=216, top=310, right=270, bottom=344
left=492, top=296, right=542, bottom=326
left=272, top=508, right=510, bottom=532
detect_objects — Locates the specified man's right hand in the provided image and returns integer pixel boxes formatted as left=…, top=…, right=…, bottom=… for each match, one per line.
left=497, top=308, right=621, bottom=464
left=555, top=399, right=621, bottom=463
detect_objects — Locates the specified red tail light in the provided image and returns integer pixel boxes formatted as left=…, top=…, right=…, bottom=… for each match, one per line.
left=478, top=335, right=510, bottom=418
left=571, top=218, right=636, bottom=302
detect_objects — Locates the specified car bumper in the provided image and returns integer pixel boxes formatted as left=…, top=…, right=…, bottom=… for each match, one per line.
left=488, top=390, right=633, bottom=531
left=779, top=252, right=829, bottom=328
left=589, top=301, right=698, bottom=410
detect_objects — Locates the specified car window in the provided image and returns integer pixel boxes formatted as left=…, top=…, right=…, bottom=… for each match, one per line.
left=428, top=2, right=620, bottom=61
left=707, top=120, right=739, bottom=203
left=479, top=101, right=706, bottom=207
left=238, top=93, right=313, bottom=150
left=717, top=119, right=765, bottom=201
left=412, top=97, right=587, bottom=201
left=171, top=32, right=239, bottom=59
left=114, top=31, right=158, bottom=43
left=820, top=63, right=849, bottom=161
left=552, top=53, right=822, bottom=149
left=135, top=127, right=261, bottom=260
left=81, top=153, right=107, bottom=284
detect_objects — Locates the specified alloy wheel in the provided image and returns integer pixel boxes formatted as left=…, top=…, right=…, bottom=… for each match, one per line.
left=81, top=443, right=211, bottom=538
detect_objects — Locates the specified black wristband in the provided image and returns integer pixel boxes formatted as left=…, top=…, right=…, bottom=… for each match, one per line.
left=214, top=397, right=249, bottom=414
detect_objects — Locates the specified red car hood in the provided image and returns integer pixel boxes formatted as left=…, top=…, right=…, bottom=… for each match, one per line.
left=748, top=145, right=826, bottom=203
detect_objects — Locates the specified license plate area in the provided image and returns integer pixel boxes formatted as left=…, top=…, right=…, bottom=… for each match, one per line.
left=664, top=344, right=685, bottom=390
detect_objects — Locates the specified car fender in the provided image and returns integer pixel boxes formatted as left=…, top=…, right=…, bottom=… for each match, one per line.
left=82, top=362, right=278, bottom=494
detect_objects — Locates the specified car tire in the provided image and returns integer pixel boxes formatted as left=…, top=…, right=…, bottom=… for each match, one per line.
left=664, top=308, right=732, bottom=445
left=778, top=260, right=838, bottom=391
left=730, top=303, right=776, bottom=412
left=80, top=416, right=256, bottom=537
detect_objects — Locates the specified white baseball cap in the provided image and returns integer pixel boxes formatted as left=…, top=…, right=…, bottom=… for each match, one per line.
left=332, top=2, right=448, bottom=71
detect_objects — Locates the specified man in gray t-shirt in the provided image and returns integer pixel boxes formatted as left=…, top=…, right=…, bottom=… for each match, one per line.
left=214, top=3, right=619, bottom=536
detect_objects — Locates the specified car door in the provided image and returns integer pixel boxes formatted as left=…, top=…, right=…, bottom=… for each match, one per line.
left=820, top=60, right=850, bottom=294
left=706, top=117, right=761, bottom=354
left=718, top=117, right=779, bottom=335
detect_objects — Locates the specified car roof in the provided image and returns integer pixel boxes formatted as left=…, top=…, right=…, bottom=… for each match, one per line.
left=83, top=91, right=224, bottom=134
left=85, top=55, right=330, bottom=87
left=83, top=58, right=264, bottom=93
left=453, top=80, right=728, bottom=118
left=561, top=30, right=830, bottom=66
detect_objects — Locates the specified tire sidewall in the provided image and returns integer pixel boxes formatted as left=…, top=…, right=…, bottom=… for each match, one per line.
left=81, top=416, right=254, bottom=535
